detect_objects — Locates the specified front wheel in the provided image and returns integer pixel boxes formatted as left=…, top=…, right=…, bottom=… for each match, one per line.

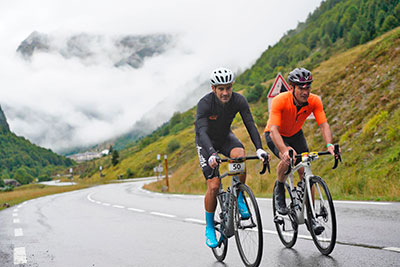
left=233, top=183, right=263, bottom=267
left=212, top=197, right=228, bottom=262
left=306, top=176, right=337, bottom=255
left=272, top=181, right=298, bottom=248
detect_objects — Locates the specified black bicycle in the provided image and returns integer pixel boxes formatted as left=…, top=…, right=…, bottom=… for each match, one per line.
left=273, top=144, right=341, bottom=255
left=211, top=155, right=269, bottom=267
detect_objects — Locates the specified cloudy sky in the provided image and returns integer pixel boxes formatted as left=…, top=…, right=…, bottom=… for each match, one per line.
left=0, top=0, right=322, bottom=153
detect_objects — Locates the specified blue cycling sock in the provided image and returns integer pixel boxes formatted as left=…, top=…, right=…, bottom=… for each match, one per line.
left=238, top=192, right=245, bottom=205
left=205, top=211, right=215, bottom=229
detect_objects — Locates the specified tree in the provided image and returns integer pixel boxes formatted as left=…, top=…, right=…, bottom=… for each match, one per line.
left=111, top=150, right=120, bottom=166
left=13, top=167, right=34, bottom=185
left=381, top=15, right=399, bottom=32
left=348, top=24, right=361, bottom=48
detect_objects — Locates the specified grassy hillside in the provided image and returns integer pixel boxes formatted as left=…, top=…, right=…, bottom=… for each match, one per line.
left=84, top=27, right=400, bottom=201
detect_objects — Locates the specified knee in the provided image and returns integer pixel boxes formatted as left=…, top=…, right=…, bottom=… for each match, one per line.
left=207, top=180, right=220, bottom=195
left=230, top=148, right=245, bottom=158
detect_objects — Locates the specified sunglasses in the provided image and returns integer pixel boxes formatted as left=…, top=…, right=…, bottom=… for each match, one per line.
left=298, top=82, right=312, bottom=89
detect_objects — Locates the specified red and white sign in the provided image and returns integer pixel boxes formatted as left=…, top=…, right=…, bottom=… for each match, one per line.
left=267, top=73, right=290, bottom=113
left=267, top=72, right=290, bottom=99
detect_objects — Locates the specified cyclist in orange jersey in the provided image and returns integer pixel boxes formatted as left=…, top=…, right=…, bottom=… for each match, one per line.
left=264, top=68, right=338, bottom=234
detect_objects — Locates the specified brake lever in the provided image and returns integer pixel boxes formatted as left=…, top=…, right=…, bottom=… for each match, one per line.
left=207, top=158, right=222, bottom=179
left=332, top=144, right=342, bottom=170
left=284, top=150, right=294, bottom=175
left=259, top=154, right=270, bottom=174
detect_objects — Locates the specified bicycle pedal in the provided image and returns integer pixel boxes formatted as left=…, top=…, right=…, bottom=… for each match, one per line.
left=274, top=216, right=284, bottom=225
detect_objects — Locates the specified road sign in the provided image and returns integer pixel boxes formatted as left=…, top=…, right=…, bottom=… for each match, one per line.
left=267, top=73, right=290, bottom=99
left=267, top=73, right=290, bottom=113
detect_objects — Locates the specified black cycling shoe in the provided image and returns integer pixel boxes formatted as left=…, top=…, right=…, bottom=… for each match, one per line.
left=274, top=181, right=289, bottom=215
left=311, top=219, right=325, bottom=235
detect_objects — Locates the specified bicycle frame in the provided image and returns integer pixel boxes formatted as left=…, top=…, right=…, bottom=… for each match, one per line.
left=215, top=155, right=269, bottom=239
left=286, top=153, right=320, bottom=224
left=285, top=145, right=341, bottom=225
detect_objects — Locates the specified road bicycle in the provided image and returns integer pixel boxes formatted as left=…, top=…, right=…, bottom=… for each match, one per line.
left=273, top=144, right=341, bottom=255
left=211, top=155, right=269, bottom=267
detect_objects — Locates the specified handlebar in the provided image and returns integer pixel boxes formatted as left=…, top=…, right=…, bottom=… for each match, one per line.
left=208, top=154, right=270, bottom=179
left=284, top=144, right=342, bottom=175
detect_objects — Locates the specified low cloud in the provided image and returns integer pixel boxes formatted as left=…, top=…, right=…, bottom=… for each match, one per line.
left=0, top=0, right=322, bottom=153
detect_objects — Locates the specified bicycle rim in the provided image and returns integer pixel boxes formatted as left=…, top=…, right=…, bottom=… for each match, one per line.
left=307, top=176, right=337, bottom=255
left=273, top=182, right=298, bottom=248
left=234, top=184, right=263, bottom=267
left=212, top=200, right=228, bottom=261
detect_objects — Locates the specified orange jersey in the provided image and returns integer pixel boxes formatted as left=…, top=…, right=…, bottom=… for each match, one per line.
left=264, top=92, right=327, bottom=137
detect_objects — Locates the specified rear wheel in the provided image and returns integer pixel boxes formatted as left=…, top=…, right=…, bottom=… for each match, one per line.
left=306, top=176, right=336, bottom=255
left=212, top=199, right=228, bottom=261
left=273, top=181, right=298, bottom=248
left=234, top=183, right=263, bottom=267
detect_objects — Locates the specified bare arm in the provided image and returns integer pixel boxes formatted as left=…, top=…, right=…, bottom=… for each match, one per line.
left=319, top=122, right=335, bottom=155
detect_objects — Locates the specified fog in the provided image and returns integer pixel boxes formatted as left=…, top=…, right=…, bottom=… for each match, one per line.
left=0, top=0, right=322, bottom=153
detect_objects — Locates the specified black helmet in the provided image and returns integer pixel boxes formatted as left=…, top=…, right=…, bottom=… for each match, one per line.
left=288, top=68, right=313, bottom=88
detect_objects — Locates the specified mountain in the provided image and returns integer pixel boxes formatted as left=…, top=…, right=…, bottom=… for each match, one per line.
left=81, top=0, right=400, bottom=200
left=0, top=106, right=74, bottom=186
left=17, top=31, right=172, bottom=69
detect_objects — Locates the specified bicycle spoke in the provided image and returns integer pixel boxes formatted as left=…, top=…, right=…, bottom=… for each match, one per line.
left=307, top=176, right=337, bottom=255
left=234, top=184, right=263, bottom=267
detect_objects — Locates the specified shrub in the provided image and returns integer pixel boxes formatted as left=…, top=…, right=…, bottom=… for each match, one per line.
left=167, top=139, right=181, bottom=154
left=38, top=175, right=52, bottom=182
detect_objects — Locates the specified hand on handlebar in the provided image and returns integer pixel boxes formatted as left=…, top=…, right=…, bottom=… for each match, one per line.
left=280, top=149, right=296, bottom=165
left=208, top=153, right=221, bottom=169
left=256, top=148, right=270, bottom=162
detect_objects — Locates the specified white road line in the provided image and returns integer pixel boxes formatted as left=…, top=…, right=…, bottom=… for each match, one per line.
left=14, top=228, right=23, bottom=237
left=383, top=247, right=400, bottom=253
left=12, top=213, right=18, bottom=217
left=14, top=247, right=27, bottom=264
left=112, top=205, right=125, bottom=209
left=127, top=208, right=145, bottom=213
left=334, top=200, right=392, bottom=205
left=150, top=212, right=176, bottom=218
left=262, top=229, right=277, bottom=235
left=13, top=219, right=20, bottom=224
left=184, top=218, right=206, bottom=225
left=95, top=201, right=102, bottom=204
left=102, top=203, right=111, bottom=206
left=17, top=205, right=22, bottom=208
left=13, top=209, right=18, bottom=212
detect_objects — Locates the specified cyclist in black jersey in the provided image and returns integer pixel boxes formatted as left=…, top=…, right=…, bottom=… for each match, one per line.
left=195, top=67, right=269, bottom=248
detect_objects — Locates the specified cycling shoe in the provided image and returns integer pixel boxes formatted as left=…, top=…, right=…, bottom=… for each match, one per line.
left=205, top=227, right=218, bottom=248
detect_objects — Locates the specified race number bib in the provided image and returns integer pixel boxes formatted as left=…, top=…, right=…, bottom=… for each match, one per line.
left=228, top=162, right=245, bottom=175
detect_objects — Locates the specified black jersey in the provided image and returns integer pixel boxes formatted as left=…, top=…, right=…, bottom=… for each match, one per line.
left=195, top=92, right=262, bottom=155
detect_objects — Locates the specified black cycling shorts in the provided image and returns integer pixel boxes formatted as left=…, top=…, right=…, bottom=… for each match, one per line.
left=264, top=130, right=309, bottom=164
left=196, top=132, right=244, bottom=180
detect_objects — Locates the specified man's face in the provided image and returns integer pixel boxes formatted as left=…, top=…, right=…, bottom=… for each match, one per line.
left=212, top=83, right=233, bottom=104
left=293, top=84, right=311, bottom=104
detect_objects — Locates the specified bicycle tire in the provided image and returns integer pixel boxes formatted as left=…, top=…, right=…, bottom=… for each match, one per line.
left=212, top=198, right=228, bottom=261
left=233, top=183, right=263, bottom=267
left=273, top=181, right=298, bottom=248
left=306, top=176, right=337, bottom=255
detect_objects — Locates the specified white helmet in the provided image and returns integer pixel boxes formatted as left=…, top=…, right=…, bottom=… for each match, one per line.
left=210, top=67, right=235, bottom=86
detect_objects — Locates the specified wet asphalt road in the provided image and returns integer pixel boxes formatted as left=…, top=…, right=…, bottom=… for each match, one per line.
left=0, top=179, right=399, bottom=266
